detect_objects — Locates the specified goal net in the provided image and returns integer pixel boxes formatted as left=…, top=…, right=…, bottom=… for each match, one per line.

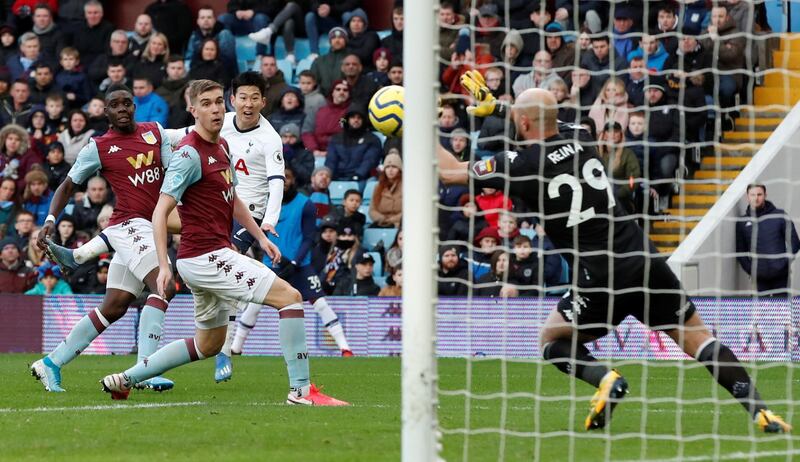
left=402, top=1, right=800, bottom=461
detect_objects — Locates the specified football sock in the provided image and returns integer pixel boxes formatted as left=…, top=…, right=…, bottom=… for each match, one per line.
left=73, top=234, right=110, bottom=264
left=137, top=295, right=167, bottom=362
left=312, top=298, right=350, bottom=351
left=221, top=315, right=237, bottom=356
left=47, top=307, right=108, bottom=367
left=542, top=339, right=608, bottom=388
left=125, top=338, right=204, bottom=384
left=278, top=304, right=310, bottom=390
left=696, top=338, right=767, bottom=418
left=232, top=303, right=263, bottom=353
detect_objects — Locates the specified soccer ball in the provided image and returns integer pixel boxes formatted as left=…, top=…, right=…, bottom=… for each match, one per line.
left=368, top=85, right=404, bottom=137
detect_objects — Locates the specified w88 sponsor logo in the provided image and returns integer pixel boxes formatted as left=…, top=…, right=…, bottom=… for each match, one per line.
left=128, top=166, right=162, bottom=186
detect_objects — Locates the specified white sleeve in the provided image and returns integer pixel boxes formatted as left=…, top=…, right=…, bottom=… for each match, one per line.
left=164, top=126, right=194, bottom=148
left=262, top=135, right=286, bottom=226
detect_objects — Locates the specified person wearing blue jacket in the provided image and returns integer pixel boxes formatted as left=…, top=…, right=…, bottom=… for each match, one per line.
left=736, top=184, right=800, bottom=297
left=132, top=76, right=168, bottom=127
left=324, top=102, right=381, bottom=188
left=626, top=35, right=670, bottom=73
left=230, top=166, right=354, bottom=361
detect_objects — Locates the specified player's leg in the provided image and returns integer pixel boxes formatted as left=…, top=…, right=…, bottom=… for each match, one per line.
left=31, top=260, right=136, bottom=392
left=541, top=291, right=629, bottom=430
left=133, top=266, right=178, bottom=391
left=261, top=273, right=348, bottom=406
left=312, top=297, right=352, bottom=356
left=231, top=302, right=262, bottom=354
left=664, top=311, right=792, bottom=433
left=45, top=232, right=111, bottom=273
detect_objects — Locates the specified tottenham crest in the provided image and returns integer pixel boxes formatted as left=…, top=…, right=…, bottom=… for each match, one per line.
left=142, top=131, right=158, bottom=145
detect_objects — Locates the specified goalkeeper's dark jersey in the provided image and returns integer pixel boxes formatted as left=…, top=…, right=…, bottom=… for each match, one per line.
left=470, top=122, right=656, bottom=289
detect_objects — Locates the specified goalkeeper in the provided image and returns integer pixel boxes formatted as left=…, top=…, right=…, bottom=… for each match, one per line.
left=435, top=70, right=791, bottom=433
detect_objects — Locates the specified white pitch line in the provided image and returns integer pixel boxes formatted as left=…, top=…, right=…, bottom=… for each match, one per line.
left=0, top=401, right=205, bottom=413
left=618, top=448, right=800, bottom=462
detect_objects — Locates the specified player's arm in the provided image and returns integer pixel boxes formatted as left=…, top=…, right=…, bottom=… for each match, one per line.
left=233, top=193, right=282, bottom=265
left=156, top=146, right=203, bottom=297
left=157, top=123, right=183, bottom=234
left=38, top=140, right=101, bottom=250
left=437, top=144, right=470, bottom=185
left=262, top=142, right=286, bottom=236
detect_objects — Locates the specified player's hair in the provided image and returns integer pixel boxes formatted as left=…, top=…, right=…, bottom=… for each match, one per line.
left=187, top=79, right=224, bottom=104
left=60, top=46, right=79, bottom=60
left=746, top=184, right=767, bottom=194
left=512, top=234, right=532, bottom=247
left=344, top=189, right=362, bottom=200
left=230, top=71, right=267, bottom=97
left=104, top=83, right=132, bottom=100
left=167, top=54, right=184, bottom=64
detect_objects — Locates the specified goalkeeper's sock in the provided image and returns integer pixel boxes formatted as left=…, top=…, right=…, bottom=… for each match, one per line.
left=232, top=303, right=263, bottom=353
left=136, top=295, right=167, bottom=362
left=279, top=304, right=310, bottom=390
left=220, top=314, right=237, bottom=356
left=696, top=338, right=767, bottom=418
left=125, top=338, right=204, bottom=384
left=47, top=307, right=108, bottom=367
left=73, top=234, right=110, bottom=264
left=313, top=298, right=350, bottom=351
left=543, top=339, right=608, bottom=388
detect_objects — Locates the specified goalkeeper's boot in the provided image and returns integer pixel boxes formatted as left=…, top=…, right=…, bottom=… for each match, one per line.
left=101, top=373, right=131, bottom=400
left=756, top=409, right=792, bottom=433
left=134, top=376, right=174, bottom=392
left=585, top=369, right=628, bottom=430
left=214, top=352, right=232, bottom=383
left=286, top=384, right=350, bottom=406
left=45, top=238, right=79, bottom=275
left=30, top=357, right=65, bottom=392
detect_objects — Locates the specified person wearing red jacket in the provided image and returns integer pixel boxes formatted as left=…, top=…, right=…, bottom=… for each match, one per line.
left=301, top=79, right=350, bottom=157
left=474, top=187, right=512, bottom=229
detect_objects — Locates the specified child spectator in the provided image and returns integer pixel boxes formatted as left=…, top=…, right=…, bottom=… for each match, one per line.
left=312, top=217, right=338, bottom=274
left=0, top=178, right=19, bottom=239
left=378, top=264, right=402, bottom=297
left=332, top=251, right=381, bottom=296
left=387, top=61, right=403, bottom=86
left=55, top=47, right=92, bottom=108
left=475, top=250, right=519, bottom=298
left=298, top=71, right=326, bottom=131
left=12, top=210, right=35, bottom=251
left=0, top=25, right=15, bottom=64
left=331, top=189, right=366, bottom=237
left=268, top=87, right=305, bottom=135
left=548, top=77, right=577, bottom=124
left=44, top=93, right=66, bottom=134
left=471, top=225, right=499, bottom=280
left=58, top=110, right=94, bottom=164
left=25, top=261, right=73, bottom=295
left=53, top=215, right=80, bottom=249
left=511, top=233, right=562, bottom=295
left=95, top=203, right=113, bottom=233
left=625, top=111, right=646, bottom=169
left=369, top=153, right=402, bottom=229
left=475, top=187, right=512, bottom=229
left=85, top=97, right=108, bottom=134
left=496, top=212, right=521, bottom=247
left=367, top=47, right=391, bottom=87
left=87, top=255, right=110, bottom=294
left=22, top=169, right=52, bottom=226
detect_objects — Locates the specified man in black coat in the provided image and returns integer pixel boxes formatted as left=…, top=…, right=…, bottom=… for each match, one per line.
left=332, top=251, right=381, bottom=296
left=736, top=184, right=800, bottom=296
left=66, top=0, right=114, bottom=71
left=437, top=245, right=468, bottom=296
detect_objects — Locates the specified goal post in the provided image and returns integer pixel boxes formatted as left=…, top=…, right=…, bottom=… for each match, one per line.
left=401, top=0, right=440, bottom=461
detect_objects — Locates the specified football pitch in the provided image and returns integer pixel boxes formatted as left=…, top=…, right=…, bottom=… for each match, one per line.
left=1, top=354, right=797, bottom=461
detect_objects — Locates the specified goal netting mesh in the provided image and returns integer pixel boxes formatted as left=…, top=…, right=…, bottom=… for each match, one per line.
left=425, top=1, right=800, bottom=460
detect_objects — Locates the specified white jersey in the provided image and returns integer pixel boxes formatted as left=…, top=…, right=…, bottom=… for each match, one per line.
left=166, top=112, right=285, bottom=224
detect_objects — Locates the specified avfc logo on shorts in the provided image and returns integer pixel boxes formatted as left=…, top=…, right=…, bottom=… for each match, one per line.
left=142, top=131, right=158, bottom=145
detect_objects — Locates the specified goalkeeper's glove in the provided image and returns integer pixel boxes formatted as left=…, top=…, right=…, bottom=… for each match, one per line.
left=460, top=70, right=506, bottom=118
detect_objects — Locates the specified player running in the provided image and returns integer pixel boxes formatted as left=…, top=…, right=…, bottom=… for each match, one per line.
left=435, top=71, right=791, bottom=433
left=165, top=72, right=286, bottom=383
left=100, top=79, right=348, bottom=406
left=31, top=84, right=175, bottom=393
left=230, top=165, right=353, bottom=358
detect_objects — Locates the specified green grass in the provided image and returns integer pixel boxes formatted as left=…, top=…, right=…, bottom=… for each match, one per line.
left=0, top=354, right=798, bottom=461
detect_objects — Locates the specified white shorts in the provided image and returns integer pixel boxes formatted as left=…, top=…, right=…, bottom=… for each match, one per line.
left=102, top=218, right=161, bottom=296
left=176, top=247, right=276, bottom=329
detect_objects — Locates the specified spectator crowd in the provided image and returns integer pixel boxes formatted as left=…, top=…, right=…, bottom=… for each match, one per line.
left=0, top=0, right=776, bottom=297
